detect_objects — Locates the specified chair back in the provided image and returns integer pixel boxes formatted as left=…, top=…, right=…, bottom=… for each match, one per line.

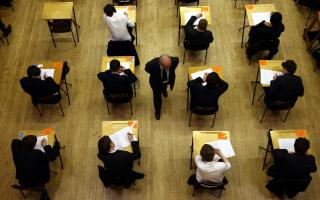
left=107, top=40, right=140, bottom=66
left=32, top=94, right=61, bottom=105
left=192, top=106, right=217, bottom=115
left=61, top=61, right=70, bottom=81
left=184, top=40, right=210, bottom=51
left=98, top=166, right=124, bottom=187
left=199, top=181, right=224, bottom=189
left=105, top=93, right=131, bottom=104
left=49, top=20, right=72, bottom=33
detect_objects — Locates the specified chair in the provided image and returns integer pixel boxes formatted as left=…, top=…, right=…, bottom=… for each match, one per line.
left=192, top=181, right=226, bottom=198
left=189, top=106, right=217, bottom=127
left=260, top=101, right=293, bottom=123
left=295, top=0, right=320, bottom=26
left=107, top=40, right=140, bottom=66
left=303, top=13, right=320, bottom=52
left=47, top=19, right=77, bottom=48
left=0, top=24, right=11, bottom=45
left=183, top=41, right=210, bottom=64
left=32, top=94, right=65, bottom=117
left=12, top=184, right=48, bottom=199
left=98, top=166, right=136, bottom=188
left=112, top=0, right=136, bottom=6
left=61, top=61, right=72, bottom=105
left=176, top=0, right=199, bottom=17
left=105, top=93, right=133, bottom=115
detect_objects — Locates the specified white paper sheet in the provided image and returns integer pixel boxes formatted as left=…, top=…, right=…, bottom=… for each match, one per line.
left=191, top=68, right=213, bottom=80
left=252, top=12, right=271, bottom=25
left=260, top=69, right=283, bottom=85
left=184, top=12, right=204, bottom=25
left=40, top=69, right=55, bottom=80
left=278, top=138, right=296, bottom=153
left=106, top=62, right=131, bottom=70
left=109, top=126, right=134, bottom=150
left=117, top=8, right=129, bottom=16
left=34, top=135, right=48, bottom=153
left=206, top=139, right=236, bottom=158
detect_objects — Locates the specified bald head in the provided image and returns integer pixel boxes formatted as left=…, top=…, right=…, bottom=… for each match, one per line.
left=159, top=54, right=172, bottom=70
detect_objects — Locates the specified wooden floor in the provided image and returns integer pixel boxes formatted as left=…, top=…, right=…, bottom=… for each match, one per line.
left=0, top=0, right=319, bottom=199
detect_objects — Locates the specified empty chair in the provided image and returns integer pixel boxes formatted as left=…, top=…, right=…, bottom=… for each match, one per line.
left=296, top=0, right=320, bottom=26
left=107, top=40, right=140, bottom=66
left=47, top=19, right=77, bottom=48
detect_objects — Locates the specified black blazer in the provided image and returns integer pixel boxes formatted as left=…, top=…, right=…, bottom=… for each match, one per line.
left=265, top=73, right=304, bottom=106
left=97, top=69, right=137, bottom=98
left=20, top=77, right=60, bottom=97
left=248, top=21, right=284, bottom=44
left=145, top=56, right=179, bottom=90
left=184, top=16, right=213, bottom=50
left=267, top=149, right=317, bottom=179
left=187, top=76, right=228, bottom=110
left=11, top=139, right=59, bottom=187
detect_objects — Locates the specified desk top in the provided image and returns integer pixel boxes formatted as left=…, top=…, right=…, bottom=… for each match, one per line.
left=270, top=130, right=310, bottom=151
left=101, top=121, right=139, bottom=153
left=33, top=61, right=63, bottom=85
left=42, top=2, right=74, bottom=20
left=245, top=4, right=276, bottom=26
left=188, top=66, right=222, bottom=80
left=101, top=56, right=135, bottom=73
left=192, top=131, right=230, bottom=157
left=180, top=6, right=211, bottom=26
left=18, top=128, right=55, bottom=146
left=115, top=6, right=136, bottom=23
left=259, top=60, right=283, bottom=87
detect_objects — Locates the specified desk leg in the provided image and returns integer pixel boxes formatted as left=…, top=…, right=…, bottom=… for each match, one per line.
left=190, top=138, right=193, bottom=170
left=65, top=80, right=71, bottom=105
left=135, top=23, right=137, bottom=46
left=134, top=82, right=136, bottom=97
left=261, top=130, right=272, bottom=170
left=240, top=9, right=247, bottom=48
left=73, top=7, right=80, bottom=42
left=251, top=66, right=259, bottom=106
left=187, top=77, right=190, bottom=110
left=234, top=0, right=237, bottom=8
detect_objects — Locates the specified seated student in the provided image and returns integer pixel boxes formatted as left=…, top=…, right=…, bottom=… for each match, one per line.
left=296, top=0, right=320, bottom=10
left=0, top=0, right=12, bottom=7
left=0, top=19, right=11, bottom=36
left=246, top=12, right=285, bottom=60
left=188, top=144, right=231, bottom=186
left=187, top=72, right=228, bottom=111
left=103, top=4, right=135, bottom=42
left=20, top=65, right=61, bottom=104
left=266, top=138, right=317, bottom=198
left=264, top=60, right=304, bottom=107
left=98, top=134, right=144, bottom=188
left=184, top=13, right=213, bottom=49
left=97, top=59, right=137, bottom=98
left=11, top=135, right=60, bottom=199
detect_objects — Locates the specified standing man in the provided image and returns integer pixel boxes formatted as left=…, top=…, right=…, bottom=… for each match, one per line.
left=145, top=55, right=179, bottom=120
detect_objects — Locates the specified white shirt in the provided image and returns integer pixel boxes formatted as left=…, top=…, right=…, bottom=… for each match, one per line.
left=104, top=12, right=134, bottom=41
left=195, top=154, right=231, bottom=183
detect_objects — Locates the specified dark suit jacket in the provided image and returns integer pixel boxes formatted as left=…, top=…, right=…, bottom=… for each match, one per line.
left=265, top=73, right=304, bottom=106
left=145, top=56, right=179, bottom=90
left=187, top=76, right=228, bottom=110
left=248, top=21, right=284, bottom=44
left=20, top=77, right=60, bottom=97
left=97, top=69, right=137, bottom=98
left=11, top=139, right=59, bottom=187
left=184, top=16, right=213, bottom=50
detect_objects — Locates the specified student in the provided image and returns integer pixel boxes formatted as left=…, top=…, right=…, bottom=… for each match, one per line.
left=145, top=54, right=179, bottom=120
left=98, top=135, right=144, bottom=188
left=264, top=60, right=304, bottom=107
left=246, top=12, right=285, bottom=60
left=20, top=65, right=61, bottom=103
left=187, top=72, right=228, bottom=111
left=103, top=4, right=135, bottom=42
left=184, top=13, right=213, bottom=49
left=0, top=0, right=12, bottom=7
left=266, top=138, right=317, bottom=198
left=188, top=144, right=231, bottom=186
left=0, top=19, right=11, bottom=36
left=11, top=135, right=60, bottom=199
left=97, top=59, right=137, bottom=98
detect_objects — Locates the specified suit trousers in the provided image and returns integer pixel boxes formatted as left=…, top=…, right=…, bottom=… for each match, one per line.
left=151, top=84, right=168, bottom=113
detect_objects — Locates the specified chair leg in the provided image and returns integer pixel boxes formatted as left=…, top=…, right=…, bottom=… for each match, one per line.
left=59, top=153, right=64, bottom=170
left=283, top=107, right=291, bottom=122
left=58, top=102, right=65, bottom=117
left=188, top=112, right=192, bottom=126
left=211, top=113, right=217, bottom=128
left=192, top=186, right=196, bottom=197
left=34, top=104, right=42, bottom=116
left=48, top=24, right=57, bottom=48
left=5, top=36, right=9, bottom=45
left=218, top=188, right=223, bottom=198
left=19, top=189, right=27, bottom=198
left=183, top=48, right=186, bottom=64
left=106, top=101, right=110, bottom=115
left=260, top=107, right=268, bottom=123
left=64, top=82, right=71, bottom=106
left=306, top=9, right=313, bottom=27
left=70, top=29, right=77, bottom=47
left=257, top=92, right=264, bottom=101
left=129, top=100, right=133, bottom=115
left=204, top=49, right=208, bottom=65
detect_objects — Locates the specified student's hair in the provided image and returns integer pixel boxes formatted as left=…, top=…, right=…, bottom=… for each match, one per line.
left=27, top=65, right=41, bottom=77
left=22, top=135, right=37, bottom=151
left=294, top=137, right=310, bottom=154
left=109, top=59, right=121, bottom=72
left=104, top=4, right=116, bottom=17
left=206, top=72, right=219, bottom=88
left=98, top=136, right=112, bottom=155
left=282, top=60, right=297, bottom=74
left=200, top=144, right=215, bottom=162
left=270, top=12, right=282, bottom=26
left=198, top=19, right=208, bottom=31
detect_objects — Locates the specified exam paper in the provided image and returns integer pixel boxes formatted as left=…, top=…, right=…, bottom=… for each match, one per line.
left=106, top=62, right=131, bottom=70
left=207, top=139, right=236, bottom=158
left=184, top=12, right=204, bottom=25
left=109, top=126, right=135, bottom=150
left=260, top=69, right=283, bottom=85
left=117, top=8, right=129, bottom=16
left=191, top=68, right=213, bottom=80
left=252, top=12, right=271, bottom=25
left=40, top=69, right=55, bottom=80
left=34, top=135, right=48, bottom=153
left=278, top=138, right=296, bottom=153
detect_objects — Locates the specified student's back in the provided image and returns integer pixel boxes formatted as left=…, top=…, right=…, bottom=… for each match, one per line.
left=20, top=77, right=59, bottom=97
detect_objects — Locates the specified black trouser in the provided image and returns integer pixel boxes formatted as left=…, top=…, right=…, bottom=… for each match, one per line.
left=246, top=39, right=280, bottom=60
left=151, top=84, right=168, bottom=113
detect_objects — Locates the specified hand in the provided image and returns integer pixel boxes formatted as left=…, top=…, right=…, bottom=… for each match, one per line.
left=44, top=73, right=48, bottom=79
left=273, top=75, right=278, bottom=80
left=124, top=12, right=128, bottom=16
left=196, top=13, right=202, bottom=18
left=120, top=66, right=125, bottom=72
left=41, top=138, right=48, bottom=147
left=203, top=73, right=208, bottom=81
left=215, top=149, right=222, bottom=155
left=264, top=21, right=272, bottom=27
left=127, top=133, right=134, bottom=141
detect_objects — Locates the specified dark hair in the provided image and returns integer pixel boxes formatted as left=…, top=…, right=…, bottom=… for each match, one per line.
left=27, top=65, right=41, bottom=77
left=98, top=136, right=112, bottom=155
left=294, top=137, right=310, bottom=154
left=109, top=59, right=121, bottom=72
left=200, top=144, right=215, bottom=162
left=22, top=135, right=37, bottom=151
left=282, top=60, right=297, bottom=74
left=270, top=12, right=282, bottom=26
left=198, top=19, right=208, bottom=31
left=206, top=72, right=219, bottom=88
left=104, top=4, right=116, bottom=17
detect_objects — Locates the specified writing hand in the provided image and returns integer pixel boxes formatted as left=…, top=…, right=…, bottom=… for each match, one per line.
left=196, top=13, right=203, bottom=18
left=41, top=138, right=48, bottom=147
left=127, top=133, right=134, bottom=141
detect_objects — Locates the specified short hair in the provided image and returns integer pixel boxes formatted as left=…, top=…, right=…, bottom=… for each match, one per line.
left=206, top=72, right=219, bottom=88
left=282, top=60, right=297, bottom=74
left=104, top=4, right=116, bottom=17
left=294, top=137, right=310, bottom=154
left=27, top=65, right=41, bottom=77
left=200, top=144, right=215, bottom=162
left=109, top=59, right=121, bottom=72
left=270, top=12, right=282, bottom=26
left=198, top=19, right=208, bottom=31
left=22, top=135, right=37, bottom=151
left=98, top=136, right=112, bottom=155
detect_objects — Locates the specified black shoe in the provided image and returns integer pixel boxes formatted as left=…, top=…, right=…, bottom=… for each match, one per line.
left=162, top=90, right=168, bottom=98
left=4, top=25, right=12, bottom=37
left=155, top=112, right=160, bottom=120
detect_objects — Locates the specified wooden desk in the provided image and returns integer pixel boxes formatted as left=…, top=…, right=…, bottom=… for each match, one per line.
left=234, top=0, right=258, bottom=8
left=115, top=6, right=138, bottom=45
left=101, top=121, right=139, bottom=153
left=18, top=128, right=55, bottom=146
left=178, top=6, right=211, bottom=45
left=101, top=56, right=135, bottom=73
left=31, top=61, right=63, bottom=85
left=239, top=4, right=276, bottom=48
